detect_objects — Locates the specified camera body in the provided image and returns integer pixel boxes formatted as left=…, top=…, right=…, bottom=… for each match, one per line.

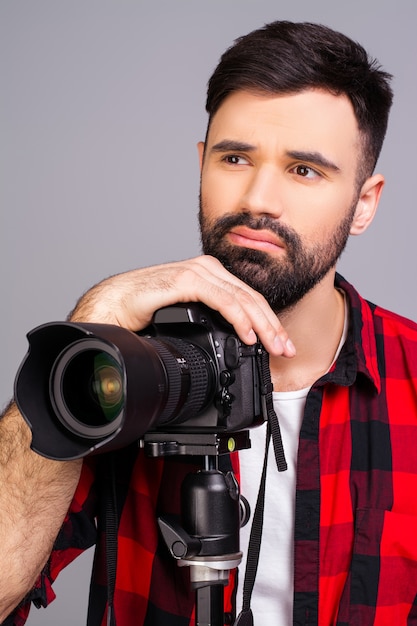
left=15, top=303, right=267, bottom=460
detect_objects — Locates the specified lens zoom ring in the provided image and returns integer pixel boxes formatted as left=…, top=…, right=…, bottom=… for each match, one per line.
left=154, top=337, right=212, bottom=425
left=164, top=338, right=212, bottom=422
left=146, top=339, right=184, bottom=423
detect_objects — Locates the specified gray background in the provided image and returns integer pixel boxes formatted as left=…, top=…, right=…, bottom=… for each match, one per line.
left=1, top=1, right=416, bottom=623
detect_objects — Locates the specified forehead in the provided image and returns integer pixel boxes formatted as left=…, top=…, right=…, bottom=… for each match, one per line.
left=206, top=89, right=361, bottom=162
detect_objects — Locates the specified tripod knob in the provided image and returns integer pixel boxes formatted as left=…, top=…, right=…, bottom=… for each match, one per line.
left=158, top=515, right=201, bottom=559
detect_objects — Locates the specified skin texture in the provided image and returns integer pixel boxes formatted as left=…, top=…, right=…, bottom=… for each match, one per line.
left=0, top=403, right=82, bottom=621
left=0, top=87, right=384, bottom=619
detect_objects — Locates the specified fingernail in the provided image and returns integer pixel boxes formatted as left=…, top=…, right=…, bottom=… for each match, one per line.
left=272, top=335, right=284, bottom=353
left=247, top=329, right=257, bottom=344
left=285, top=338, right=296, bottom=356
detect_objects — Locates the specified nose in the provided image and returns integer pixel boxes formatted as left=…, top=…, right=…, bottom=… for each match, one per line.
left=239, top=165, right=283, bottom=218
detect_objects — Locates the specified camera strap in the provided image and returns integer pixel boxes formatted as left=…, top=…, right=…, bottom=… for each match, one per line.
left=233, top=349, right=287, bottom=626
left=257, top=348, right=287, bottom=473
left=105, top=453, right=118, bottom=626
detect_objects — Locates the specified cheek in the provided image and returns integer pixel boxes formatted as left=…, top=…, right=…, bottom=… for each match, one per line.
left=290, top=186, right=354, bottom=230
left=287, top=208, right=346, bottom=251
left=200, top=171, right=240, bottom=217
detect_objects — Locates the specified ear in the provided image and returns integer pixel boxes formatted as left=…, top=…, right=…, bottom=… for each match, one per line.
left=197, top=141, right=205, bottom=172
left=350, top=174, right=385, bottom=236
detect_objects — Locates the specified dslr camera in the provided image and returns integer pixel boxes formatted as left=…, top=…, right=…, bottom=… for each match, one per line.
left=15, top=303, right=269, bottom=460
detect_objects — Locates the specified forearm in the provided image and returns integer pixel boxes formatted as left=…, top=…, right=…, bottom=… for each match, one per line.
left=0, top=401, right=82, bottom=621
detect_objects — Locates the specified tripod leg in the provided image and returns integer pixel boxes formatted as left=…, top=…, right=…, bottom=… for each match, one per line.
left=196, top=584, right=224, bottom=626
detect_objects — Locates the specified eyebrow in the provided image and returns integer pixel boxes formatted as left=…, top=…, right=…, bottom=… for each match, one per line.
left=286, top=150, right=341, bottom=173
left=210, top=140, right=257, bottom=153
left=209, top=141, right=340, bottom=173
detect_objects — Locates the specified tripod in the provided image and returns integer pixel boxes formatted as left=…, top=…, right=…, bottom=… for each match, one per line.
left=144, top=431, right=251, bottom=626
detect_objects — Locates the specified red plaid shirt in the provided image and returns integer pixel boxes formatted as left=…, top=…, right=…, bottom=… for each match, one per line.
left=7, top=274, right=417, bottom=626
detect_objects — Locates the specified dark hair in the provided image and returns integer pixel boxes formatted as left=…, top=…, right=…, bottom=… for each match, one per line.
left=206, top=21, right=393, bottom=181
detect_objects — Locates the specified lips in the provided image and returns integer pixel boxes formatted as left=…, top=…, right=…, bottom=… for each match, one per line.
left=227, top=225, right=286, bottom=254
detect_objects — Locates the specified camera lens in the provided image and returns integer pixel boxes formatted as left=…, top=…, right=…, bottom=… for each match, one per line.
left=89, top=356, right=123, bottom=417
left=50, top=340, right=125, bottom=438
left=64, top=351, right=123, bottom=424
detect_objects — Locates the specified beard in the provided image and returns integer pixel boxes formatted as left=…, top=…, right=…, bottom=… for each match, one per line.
left=199, top=200, right=356, bottom=314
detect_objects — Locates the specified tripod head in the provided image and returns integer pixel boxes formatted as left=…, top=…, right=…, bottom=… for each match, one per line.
left=143, top=431, right=251, bottom=625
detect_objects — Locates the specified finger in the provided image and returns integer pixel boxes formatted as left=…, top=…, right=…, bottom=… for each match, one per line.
left=175, top=257, right=296, bottom=357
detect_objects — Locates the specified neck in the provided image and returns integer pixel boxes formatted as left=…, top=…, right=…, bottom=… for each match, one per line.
left=270, top=272, right=345, bottom=392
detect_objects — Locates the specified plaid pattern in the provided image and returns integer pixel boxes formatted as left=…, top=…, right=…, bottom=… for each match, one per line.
left=294, top=275, right=417, bottom=626
left=7, top=274, right=417, bottom=626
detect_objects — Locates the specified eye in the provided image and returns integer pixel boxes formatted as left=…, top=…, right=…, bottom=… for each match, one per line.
left=222, top=154, right=249, bottom=165
left=291, top=164, right=320, bottom=179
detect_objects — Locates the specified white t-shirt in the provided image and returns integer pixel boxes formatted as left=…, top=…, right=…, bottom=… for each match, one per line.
left=236, top=388, right=308, bottom=623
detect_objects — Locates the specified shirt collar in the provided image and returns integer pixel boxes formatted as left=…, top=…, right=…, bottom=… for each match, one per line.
left=330, top=273, right=381, bottom=393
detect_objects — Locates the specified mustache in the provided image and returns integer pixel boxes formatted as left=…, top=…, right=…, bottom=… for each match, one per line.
left=204, top=212, right=302, bottom=251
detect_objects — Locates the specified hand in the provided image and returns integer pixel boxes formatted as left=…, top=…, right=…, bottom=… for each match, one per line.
left=69, top=255, right=295, bottom=358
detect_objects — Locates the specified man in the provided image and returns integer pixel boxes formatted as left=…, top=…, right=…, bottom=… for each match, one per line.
left=3, top=19, right=417, bottom=626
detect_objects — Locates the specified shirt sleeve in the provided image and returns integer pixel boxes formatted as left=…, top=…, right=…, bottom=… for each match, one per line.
left=2, top=460, right=98, bottom=625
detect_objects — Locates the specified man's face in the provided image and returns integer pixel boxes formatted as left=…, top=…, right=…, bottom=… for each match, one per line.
left=198, top=89, right=364, bottom=313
